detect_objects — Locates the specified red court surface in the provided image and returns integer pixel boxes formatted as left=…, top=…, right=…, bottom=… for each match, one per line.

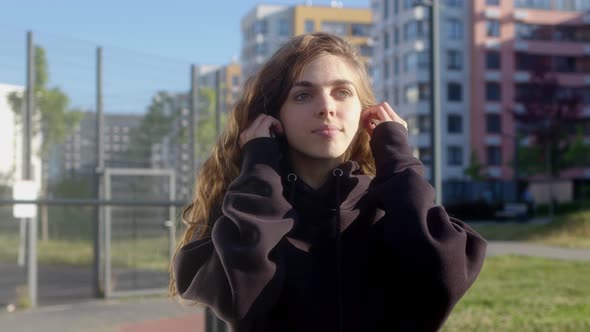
left=120, top=312, right=204, bottom=332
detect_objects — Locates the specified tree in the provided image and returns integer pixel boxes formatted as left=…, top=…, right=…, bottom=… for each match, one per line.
left=6, top=45, right=83, bottom=241
left=195, top=87, right=227, bottom=164
left=8, top=46, right=83, bottom=155
left=464, top=150, right=486, bottom=181
left=127, top=91, right=178, bottom=166
left=511, top=57, right=590, bottom=215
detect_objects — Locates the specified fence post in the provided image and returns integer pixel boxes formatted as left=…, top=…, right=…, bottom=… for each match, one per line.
left=23, top=30, right=38, bottom=308
left=190, top=64, right=198, bottom=171
left=94, top=46, right=105, bottom=298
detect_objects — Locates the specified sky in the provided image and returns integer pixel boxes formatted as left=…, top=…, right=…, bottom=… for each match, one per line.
left=0, top=0, right=371, bottom=112
left=1, top=0, right=371, bottom=64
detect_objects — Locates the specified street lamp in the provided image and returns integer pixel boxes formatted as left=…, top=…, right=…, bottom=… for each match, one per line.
left=413, top=0, right=442, bottom=205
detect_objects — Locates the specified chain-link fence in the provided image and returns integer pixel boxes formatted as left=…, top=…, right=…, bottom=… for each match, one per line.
left=0, top=26, right=225, bottom=309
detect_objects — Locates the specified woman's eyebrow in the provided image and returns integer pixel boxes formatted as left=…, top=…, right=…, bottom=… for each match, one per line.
left=292, top=79, right=355, bottom=88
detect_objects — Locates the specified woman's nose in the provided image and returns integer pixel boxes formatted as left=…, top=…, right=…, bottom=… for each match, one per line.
left=316, top=93, right=335, bottom=118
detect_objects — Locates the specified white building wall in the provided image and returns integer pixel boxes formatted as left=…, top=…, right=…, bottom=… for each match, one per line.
left=241, top=4, right=292, bottom=79
left=370, top=0, right=471, bottom=186
left=0, top=83, right=42, bottom=195
left=0, top=83, right=22, bottom=186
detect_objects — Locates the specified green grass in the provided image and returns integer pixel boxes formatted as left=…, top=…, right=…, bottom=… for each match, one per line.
left=443, top=255, right=590, bottom=332
left=472, top=210, right=590, bottom=249
left=0, top=233, right=171, bottom=271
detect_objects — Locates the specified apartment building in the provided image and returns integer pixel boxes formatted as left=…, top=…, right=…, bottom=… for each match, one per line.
left=471, top=0, right=590, bottom=181
left=46, top=112, right=144, bottom=181
left=371, top=0, right=590, bottom=202
left=196, top=62, right=242, bottom=114
left=371, top=0, right=472, bottom=199
left=241, top=3, right=373, bottom=79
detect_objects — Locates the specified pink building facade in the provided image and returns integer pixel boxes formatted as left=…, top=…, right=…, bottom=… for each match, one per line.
left=470, top=0, right=590, bottom=183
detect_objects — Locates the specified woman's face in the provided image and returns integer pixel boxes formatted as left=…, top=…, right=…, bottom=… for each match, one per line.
left=279, top=54, right=362, bottom=162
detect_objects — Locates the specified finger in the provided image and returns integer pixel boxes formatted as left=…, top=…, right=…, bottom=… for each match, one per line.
left=250, top=114, right=268, bottom=133
left=375, top=107, right=391, bottom=122
left=382, top=102, right=398, bottom=120
left=257, top=115, right=280, bottom=137
left=240, top=114, right=265, bottom=146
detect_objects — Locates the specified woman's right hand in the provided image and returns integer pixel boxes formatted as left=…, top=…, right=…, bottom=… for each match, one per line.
left=239, top=114, right=284, bottom=148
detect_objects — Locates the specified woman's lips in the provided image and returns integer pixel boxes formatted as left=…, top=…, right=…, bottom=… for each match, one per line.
left=312, top=125, right=340, bottom=137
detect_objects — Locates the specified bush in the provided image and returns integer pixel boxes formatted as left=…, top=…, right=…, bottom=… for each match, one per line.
left=535, top=199, right=590, bottom=216
left=445, top=200, right=502, bottom=221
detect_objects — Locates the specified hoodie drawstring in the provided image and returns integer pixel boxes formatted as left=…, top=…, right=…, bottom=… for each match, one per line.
left=286, top=168, right=344, bottom=332
left=332, top=168, right=344, bottom=332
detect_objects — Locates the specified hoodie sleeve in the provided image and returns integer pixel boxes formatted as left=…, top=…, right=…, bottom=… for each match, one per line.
left=173, top=137, right=295, bottom=327
left=368, top=121, right=487, bottom=331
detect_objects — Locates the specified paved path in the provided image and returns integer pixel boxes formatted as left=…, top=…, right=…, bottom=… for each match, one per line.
left=2, top=240, right=589, bottom=332
left=486, top=241, right=590, bottom=261
left=0, top=297, right=203, bottom=332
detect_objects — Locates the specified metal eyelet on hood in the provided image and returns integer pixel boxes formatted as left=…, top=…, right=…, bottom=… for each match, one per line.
left=287, top=173, right=298, bottom=183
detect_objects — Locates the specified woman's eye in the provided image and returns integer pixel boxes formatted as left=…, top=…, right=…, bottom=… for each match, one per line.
left=335, top=89, right=352, bottom=98
left=294, top=92, right=311, bottom=102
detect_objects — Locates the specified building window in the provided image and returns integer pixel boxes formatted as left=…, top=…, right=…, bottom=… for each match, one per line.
left=384, top=60, right=390, bottom=80
left=486, top=82, right=502, bottom=101
left=447, top=114, right=463, bottom=134
left=447, top=146, right=463, bottom=166
left=447, top=82, right=462, bottom=102
left=321, top=22, right=348, bottom=35
left=255, top=20, right=267, bottom=34
left=404, top=20, right=428, bottom=41
left=417, top=51, right=429, bottom=69
left=403, top=0, right=414, bottom=10
left=486, top=146, right=502, bottom=166
left=394, top=56, right=399, bottom=75
left=515, top=0, right=551, bottom=10
left=384, top=31, right=390, bottom=50
left=351, top=24, right=371, bottom=36
left=486, top=51, right=501, bottom=70
left=486, top=0, right=500, bottom=5
left=418, top=115, right=431, bottom=133
left=403, top=52, right=414, bottom=72
left=404, top=85, right=414, bottom=103
left=486, top=114, right=502, bottom=133
left=403, top=51, right=428, bottom=72
left=487, top=20, right=501, bottom=37
left=305, top=20, right=315, bottom=33
left=418, top=147, right=432, bottom=165
left=418, top=83, right=430, bottom=101
left=446, top=0, right=463, bottom=7
left=279, top=19, right=290, bottom=36
left=232, top=75, right=239, bottom=86
left=447, top=19, right=463, bottom=39
left=394, top=27, right=399, bottom=45
left=515, top=22, right=536, bottom=40
left=383, top=0, right=389, bottom=19
left=360, top=44, right=373, bottom=56
left=447, top=50, right=462, bottom=70
left=255, top=42, right=267, bottom=56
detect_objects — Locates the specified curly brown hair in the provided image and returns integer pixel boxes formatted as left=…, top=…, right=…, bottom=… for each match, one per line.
left=169, top=32, right=376, bottom=297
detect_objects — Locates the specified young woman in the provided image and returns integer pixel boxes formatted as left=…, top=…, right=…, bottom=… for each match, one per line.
left=171, top=32, right=487, bottom=332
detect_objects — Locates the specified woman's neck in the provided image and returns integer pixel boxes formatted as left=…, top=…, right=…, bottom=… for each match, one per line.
left=288, top=150, right=344, bottom=190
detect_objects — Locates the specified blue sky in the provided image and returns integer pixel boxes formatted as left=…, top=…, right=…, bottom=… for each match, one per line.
left=0, top=0, right=370, bottom=112
left=1, top=0, right=370, bottom=64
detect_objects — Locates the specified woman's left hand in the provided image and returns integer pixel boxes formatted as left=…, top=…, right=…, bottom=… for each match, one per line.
left=361, top=102, right=407, bottom=137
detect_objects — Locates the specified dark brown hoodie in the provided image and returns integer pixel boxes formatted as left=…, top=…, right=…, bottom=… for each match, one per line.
left=174, top=122, right=487, bottom=332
